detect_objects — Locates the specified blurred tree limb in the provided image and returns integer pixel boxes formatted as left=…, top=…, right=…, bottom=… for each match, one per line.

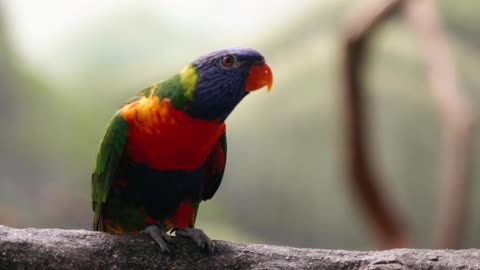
left=340, top=0, right=411, bottom=249
left=0, top=226, right=479, bottom=270
left=340, top=0, right=475, bottom=249
left=403, top=0, right=476, bottom=249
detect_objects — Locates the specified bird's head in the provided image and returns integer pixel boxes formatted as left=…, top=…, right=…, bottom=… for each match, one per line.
left=180, top=48, right=273, bottom=121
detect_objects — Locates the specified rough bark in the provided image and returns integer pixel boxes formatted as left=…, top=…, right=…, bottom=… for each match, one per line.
left=0, top=226, right=479, bottom=270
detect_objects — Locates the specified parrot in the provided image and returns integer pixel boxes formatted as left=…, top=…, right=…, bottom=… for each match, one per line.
left=91, top=48, right=273, bottom=252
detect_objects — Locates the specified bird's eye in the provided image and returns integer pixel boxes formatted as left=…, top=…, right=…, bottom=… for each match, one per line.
left=220, top=55, right=235, bottom=68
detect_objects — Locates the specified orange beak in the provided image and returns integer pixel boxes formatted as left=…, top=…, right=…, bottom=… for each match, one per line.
left=245, top=63, right=273, bottom=93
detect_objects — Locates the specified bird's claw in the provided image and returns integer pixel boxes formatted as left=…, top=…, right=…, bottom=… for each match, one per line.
left=175, top=228, right=215, bottom=252
left=142, top=225, right=173, bottom=253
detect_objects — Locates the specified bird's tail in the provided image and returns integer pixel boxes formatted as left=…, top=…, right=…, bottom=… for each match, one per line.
left=92, top=202, right=104, bottom=231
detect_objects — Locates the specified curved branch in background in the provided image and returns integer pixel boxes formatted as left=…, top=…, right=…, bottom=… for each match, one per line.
left=340, top=0, right=412, bottom=249
left=403, top=0, right=476, bottom=249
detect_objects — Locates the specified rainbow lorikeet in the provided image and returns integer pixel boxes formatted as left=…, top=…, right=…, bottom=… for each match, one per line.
left=91, top=48, right=273, bottom=252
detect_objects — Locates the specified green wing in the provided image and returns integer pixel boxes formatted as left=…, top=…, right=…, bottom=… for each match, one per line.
left=91, top=111, right=130, bottom=230
left=91, top=82, right=161, bottom=230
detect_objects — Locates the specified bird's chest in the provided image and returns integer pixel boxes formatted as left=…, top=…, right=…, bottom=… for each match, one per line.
left=121, top=97, right=225, bottom=171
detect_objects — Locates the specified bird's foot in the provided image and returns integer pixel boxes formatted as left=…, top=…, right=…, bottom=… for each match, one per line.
left=175, top=228, right=215, bottom=252
left=141, top=225, right=174, bottom=253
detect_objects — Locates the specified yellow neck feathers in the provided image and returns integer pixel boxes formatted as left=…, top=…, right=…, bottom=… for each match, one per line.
left=179, top=65, right=198, bottom=101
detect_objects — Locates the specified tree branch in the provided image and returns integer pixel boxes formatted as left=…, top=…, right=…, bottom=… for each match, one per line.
left=340, top=0, right=412, bottom=249
left=340, top=0, right=476, bottom=249
left=403, top=0, right=476, bottom=249
left=1, top=226, right=478, bottom=270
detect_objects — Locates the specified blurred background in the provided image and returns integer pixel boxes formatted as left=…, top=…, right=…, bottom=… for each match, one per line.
left=0, top=0, right=478, bottom=250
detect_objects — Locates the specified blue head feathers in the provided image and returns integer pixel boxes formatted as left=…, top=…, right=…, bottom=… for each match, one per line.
left=183, top=48, right=269, bottom=121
